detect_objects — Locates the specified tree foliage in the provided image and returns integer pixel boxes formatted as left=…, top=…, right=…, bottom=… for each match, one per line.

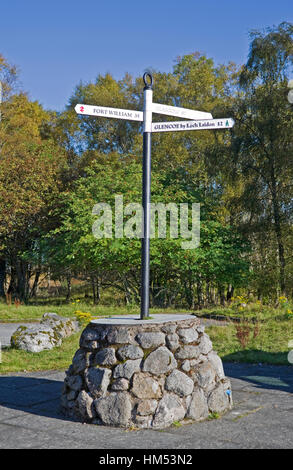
left=0, top=92, right=67, bottom=301
left=0, top=22, right=292, bottom=306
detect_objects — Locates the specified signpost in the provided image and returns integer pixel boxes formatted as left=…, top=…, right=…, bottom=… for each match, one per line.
left=75, top=72, right=235, bottom=319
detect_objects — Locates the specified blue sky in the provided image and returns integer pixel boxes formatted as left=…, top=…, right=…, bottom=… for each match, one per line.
left=0, top=0, right=292, bottom=111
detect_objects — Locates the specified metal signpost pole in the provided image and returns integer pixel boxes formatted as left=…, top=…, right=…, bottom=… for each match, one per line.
left=140, top=73, right=153, bottom=319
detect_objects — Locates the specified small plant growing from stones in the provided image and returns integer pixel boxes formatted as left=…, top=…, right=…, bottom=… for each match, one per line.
left=172, top=420, right=182, bottom=428
left=208, top=412, right=220, bottom=420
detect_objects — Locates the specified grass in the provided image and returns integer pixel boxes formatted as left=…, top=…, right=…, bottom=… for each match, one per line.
left=0, top=302, right=193, bottom=373
left=0, top=332, right=80, bottom=374
left=0, top=300, right=193, bottom=323
left=198, top=305, right=292, bottom=322
left=0, top=299, right=292, bottom=372
left=231, top=406, right=263, bottom=422
left=206, top=316, right=293, bottom=365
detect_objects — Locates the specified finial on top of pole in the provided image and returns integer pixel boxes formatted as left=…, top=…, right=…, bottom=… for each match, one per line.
left=143, top=72, right=153, bottom=90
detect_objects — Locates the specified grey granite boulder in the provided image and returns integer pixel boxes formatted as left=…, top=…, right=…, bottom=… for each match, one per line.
left=76, top=390, right=95, bottom=421
left=10, top=324, right=61, bottom=353
left=10, top=313, right=79, bottom=353
left=143, top=347, right=177, bottom=375
left=136, top=332, right=165, bottom=349
left=177, top=327, right=199, bottom=344
left=137, top=399, right=158, bottom=416
left=65, top=374, right=83, bottom=392
left=113, top=359, right=142, bottom=380
left=195, top=362, right=216, bottom=391
left=72, top=349, right=91, bottom=374
left=181, top=360, right=191, bottom=372
left=207, top=351, right=225, bottom=379
left=208, top=381, right=232, bottom=413
left=117, top=344, right=144, bottom=361
left=41, top=313, right=79, bottom=337
left=95, top=392, right=132, bottom=427
left=94, top=347, right=117, bottom=366
left=85, top=367, right=112, bottom=398
left=198, top=334, right=213, bottom=355
left=165, top=333, right=180, bottom=351
left=111, top=378, right=129, bottom=391
left=186, top=387, right=209, bottom=421
left=175, top=345, right=201, bottom=360
left=165, top=370, right=194, bottom=397
left=152, top=393, right=186, bottom=428
left=131, top=372, right=163, bottom=399
left=107, top=328, right=132, bottom=344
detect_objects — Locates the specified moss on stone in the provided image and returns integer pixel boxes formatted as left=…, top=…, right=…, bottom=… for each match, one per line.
left=141, top=348, right=154, bottom=360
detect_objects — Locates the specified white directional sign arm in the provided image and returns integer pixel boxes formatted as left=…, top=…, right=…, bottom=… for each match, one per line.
left=75, top=104, right=143, bottom=122
left=151, top=118, right=235, bottom=133
left=152, top=102, right=213, bottom=120
left=75, top=102, right=213, bottom=122
left=74, top=104, right=234, bottom=133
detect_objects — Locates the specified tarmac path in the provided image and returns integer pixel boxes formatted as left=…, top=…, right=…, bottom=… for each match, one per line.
left=0, top=362, right=292, bottom=449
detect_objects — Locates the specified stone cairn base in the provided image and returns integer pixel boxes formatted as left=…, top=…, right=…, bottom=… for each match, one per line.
left=61, top=315, right=232, bottom=429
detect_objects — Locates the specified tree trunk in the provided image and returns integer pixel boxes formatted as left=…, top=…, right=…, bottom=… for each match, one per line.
left=184, top=279, right=194, bottom=309
left=219, top=286, right=226, bottom=306
left=227, top=285, right=234, bottom=302
left=197, top=281, right=203, bottom=309
left=66, top=274, right=72, bottom=302
left=0, top=258, right=6, bottom=298
left=30, top=270, right=41, bottom=298
left=206, top=282, right=210, bottom=306
left=91, top=276, right=96, bottom=304
left=257, top=289, right=262, bottom=301
left=96, top=277, right=100, bottom=304
left=91, top=275, right=100, bottom=305
left=211, top=286, right=216, bottom=305
left=270, top=164, right=286, bottom=294
left=8, top=266, right=16, bottom=295
left=122, top=279, right=131, bottom=305
left=189, top=281, right=195, bottom=310
left=15, top=259, right=30, bottom=303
